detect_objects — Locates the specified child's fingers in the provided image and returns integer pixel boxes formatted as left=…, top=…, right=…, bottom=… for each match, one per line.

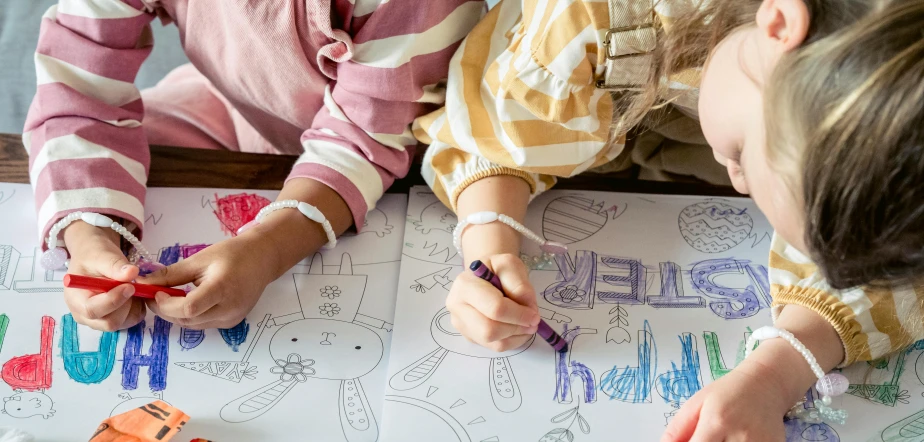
left=83, top=247, right=138, bottom=282
left=148, top=281, right=221, bottom=322
left=661, top=394, right=704, bottom=442
left=687, top=414, right=723, bottom=442
left=488, top=254, right=540, bottom=312
left=137, top=258, right=199, bottom=287
left=458, top=274, right=538, bottom=328
left=81, top=284, right=135, bottom=321
left=450, top=303, right=536, bottom=346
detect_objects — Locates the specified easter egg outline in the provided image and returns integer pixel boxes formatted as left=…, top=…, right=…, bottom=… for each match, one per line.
left=678, top=200, right=754, bottom=253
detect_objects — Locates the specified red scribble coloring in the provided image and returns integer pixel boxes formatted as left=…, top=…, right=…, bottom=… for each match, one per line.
left=213, top=193, right=271, bottom=236
left=1, top=316, right=55, bottom=391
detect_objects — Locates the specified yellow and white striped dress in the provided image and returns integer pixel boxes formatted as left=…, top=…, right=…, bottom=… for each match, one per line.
left=415, top=0, right=924, bottom=365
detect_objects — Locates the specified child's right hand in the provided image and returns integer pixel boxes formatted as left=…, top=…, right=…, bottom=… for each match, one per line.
left=61, top=221, right=146, bottom=331
left=445, top=254, right=541, bottom=352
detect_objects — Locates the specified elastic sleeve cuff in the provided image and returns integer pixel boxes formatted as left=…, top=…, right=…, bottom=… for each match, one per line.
left=446, top=167, right=538, bottom=212
left=771, top=285, right=863, bottom=367
left=286, top=163, right=374, bottom=232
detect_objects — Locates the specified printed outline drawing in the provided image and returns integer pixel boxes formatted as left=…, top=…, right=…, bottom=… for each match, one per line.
left=1, top=390, right=55, bottom=419
left=389, top=307, right=535, bottom=413
left=111, top=391, right=168, bottom=417
left=689, top=259, right=770, bottom=320
left=12, top=248, right=64, bottom=293
left=541, top=402, right=591, bottom=441
left=410, top=267, right=454, bottom=293
left=0, top=245, right=21, bottom=290
left=342, top=208, right=394, bottom=238
left=678, top=199, right=754, bottom=253
left=384, top=395, right=472, bottom=442
left=847, top=348, right=911, bottom=407
left=405, top=201, right=460, bottom=264
left=880, top=408, right=924, bottom=442
left=174, top=314, right=270, bottom=383
left=0, top=188, right=15, bottom=206
left=541, top=195, right=609, bottom=244
left=220, top=253, right=386, bottom=442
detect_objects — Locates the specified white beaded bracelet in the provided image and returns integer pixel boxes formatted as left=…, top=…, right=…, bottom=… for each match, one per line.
left=41, top=212, right=151, bottom=271
left=238, top=200, right=337, bottom=249
left=452, top=211, right=567, bottom=268
left=745, top=326, right=849, bottom=425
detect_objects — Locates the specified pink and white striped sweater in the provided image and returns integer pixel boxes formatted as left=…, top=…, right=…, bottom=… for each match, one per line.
left=24, top=0, right=485, bottom=245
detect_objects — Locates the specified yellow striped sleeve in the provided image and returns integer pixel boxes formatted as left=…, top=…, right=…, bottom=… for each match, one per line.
left=416, top=0, right=621, bottom=211
left=768, top=235, right=924, bottom=366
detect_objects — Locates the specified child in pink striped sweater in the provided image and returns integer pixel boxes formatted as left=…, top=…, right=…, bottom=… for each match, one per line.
left=26, top=0, right=484, bottom=331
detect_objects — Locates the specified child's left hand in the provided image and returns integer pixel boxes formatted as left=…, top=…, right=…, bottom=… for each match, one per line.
left=660, top=357, right=790, bottom=442
left=138, top=234, right=278, bottom=329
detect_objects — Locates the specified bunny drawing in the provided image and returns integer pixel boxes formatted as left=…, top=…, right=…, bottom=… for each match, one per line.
left=221, top=253, right=386, bottom=442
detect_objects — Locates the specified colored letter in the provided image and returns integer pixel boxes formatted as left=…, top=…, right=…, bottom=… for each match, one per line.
left=544, top=251, right=597, bottom=310
left=554, top=327, right=597, bottom=404
left=656, top=333, right=703, bottom=406
left=703, top=330, right=756, bottom=380
left=847, top=349, right=910, bottom=406
left=0, top=245, right=22, bottom=290
left=691, top=259, right=769, bottom=319
left=1, top=316, right=55, bottom=391
left=122, top=317, right=172, bottom=391
left=600, top=321, right=658, bottom=403
left=596, top=256, right=646, bottom=305
left=61, top=314, right=118, bottom=384
left=0, top=314, right=8, bottom=353
left=219, top=319, right=250, bottom=352
left=648, top=262, right=705, bottom=308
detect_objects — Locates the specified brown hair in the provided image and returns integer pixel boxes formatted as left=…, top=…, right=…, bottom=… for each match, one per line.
left=621, top=0, right=924, bottom=289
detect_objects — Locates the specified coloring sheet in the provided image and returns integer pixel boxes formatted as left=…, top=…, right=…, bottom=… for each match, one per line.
left=380, top=186, right=924, bottom=442
left=0, top=183, right=405, bottom=441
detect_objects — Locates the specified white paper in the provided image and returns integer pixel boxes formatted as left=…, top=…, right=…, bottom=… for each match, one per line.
left=0, top=183, right=405, bottom=441
left=380, top=187, right=923, bottom=442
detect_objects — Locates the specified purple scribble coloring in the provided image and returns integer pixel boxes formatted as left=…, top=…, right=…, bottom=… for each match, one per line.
left=691, top=259, right=764, bottom=320
left=554, top=325, right=596, bottom=404
left=121, top=317, right=172, bottom=391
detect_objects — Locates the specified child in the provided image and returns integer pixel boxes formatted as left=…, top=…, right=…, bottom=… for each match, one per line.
left=25, top=0, right=485, bottom=331
left=416, top=0, right=924, bottom=440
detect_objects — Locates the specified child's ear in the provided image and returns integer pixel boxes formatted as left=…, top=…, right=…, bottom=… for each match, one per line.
left=756, top=0, right=810, bottom=53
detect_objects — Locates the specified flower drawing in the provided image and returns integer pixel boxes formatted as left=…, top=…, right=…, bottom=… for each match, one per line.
left=320, top=303, right=341, bottom=317
left=270, top=353, right=316, bottom=383
left=554, top=285, right=586, bottom=304
left=320, top=285, right=341, bottom=299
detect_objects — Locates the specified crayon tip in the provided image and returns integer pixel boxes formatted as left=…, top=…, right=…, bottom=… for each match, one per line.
left=469, top=260, right=483, bottom=271
left=558, top=342, right=569, bottom=353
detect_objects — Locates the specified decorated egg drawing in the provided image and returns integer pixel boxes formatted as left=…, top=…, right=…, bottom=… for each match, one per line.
left=678, top=200, right=753, bottom=253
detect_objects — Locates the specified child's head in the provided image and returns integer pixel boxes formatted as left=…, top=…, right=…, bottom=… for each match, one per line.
left=629, top=0, right=924, bottom=289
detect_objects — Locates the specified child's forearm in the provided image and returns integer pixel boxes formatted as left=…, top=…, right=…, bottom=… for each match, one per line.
left=455, top=176, right=532, bottom=265
left=243, top=178, right=353, bottom=280
left=743, top=304, right=845, bottom=413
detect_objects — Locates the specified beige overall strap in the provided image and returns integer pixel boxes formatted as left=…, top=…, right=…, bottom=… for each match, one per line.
left=599, top=0, right=657, bottom=91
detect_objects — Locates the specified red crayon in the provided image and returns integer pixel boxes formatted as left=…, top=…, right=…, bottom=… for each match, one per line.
left=469, top=260, right=568, bottom=353
left=63, top=274, right=187, bottom=299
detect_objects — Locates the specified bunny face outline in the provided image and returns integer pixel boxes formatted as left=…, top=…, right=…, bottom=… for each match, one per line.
left=431, top=308, right=535, bottom=358
left=2, top=391, right=55, bottom=419
left=269, top=319, right=383, bottom=380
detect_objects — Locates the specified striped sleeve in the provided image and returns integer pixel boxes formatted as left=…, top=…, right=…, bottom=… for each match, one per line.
left=23, top=1, right=156, bottom=247
left=414, top=0, right=619, bottom=211
left=288, top=0, right=484, bottom=230
left=768, top=235, right=924, bottom=365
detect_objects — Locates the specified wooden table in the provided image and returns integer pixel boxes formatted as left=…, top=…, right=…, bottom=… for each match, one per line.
left=0, top=133, right=738, bottom=196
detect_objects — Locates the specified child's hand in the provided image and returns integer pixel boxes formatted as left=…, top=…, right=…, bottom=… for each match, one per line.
left=661, top=357, right=790, bottom=442
left=138, top=235, right=276, bottom=329
left=62, top=221, right=146, bottom=331
left=446, top=254, right=541, bottom=352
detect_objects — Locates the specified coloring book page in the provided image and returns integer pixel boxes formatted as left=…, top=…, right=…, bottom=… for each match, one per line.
left=380, top=186, right=924, bottom=442
left=0, top=183, right=405, bottom=441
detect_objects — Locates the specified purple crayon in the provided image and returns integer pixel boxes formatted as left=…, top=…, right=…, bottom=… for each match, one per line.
left=469, top=260, right=568, bottom=353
